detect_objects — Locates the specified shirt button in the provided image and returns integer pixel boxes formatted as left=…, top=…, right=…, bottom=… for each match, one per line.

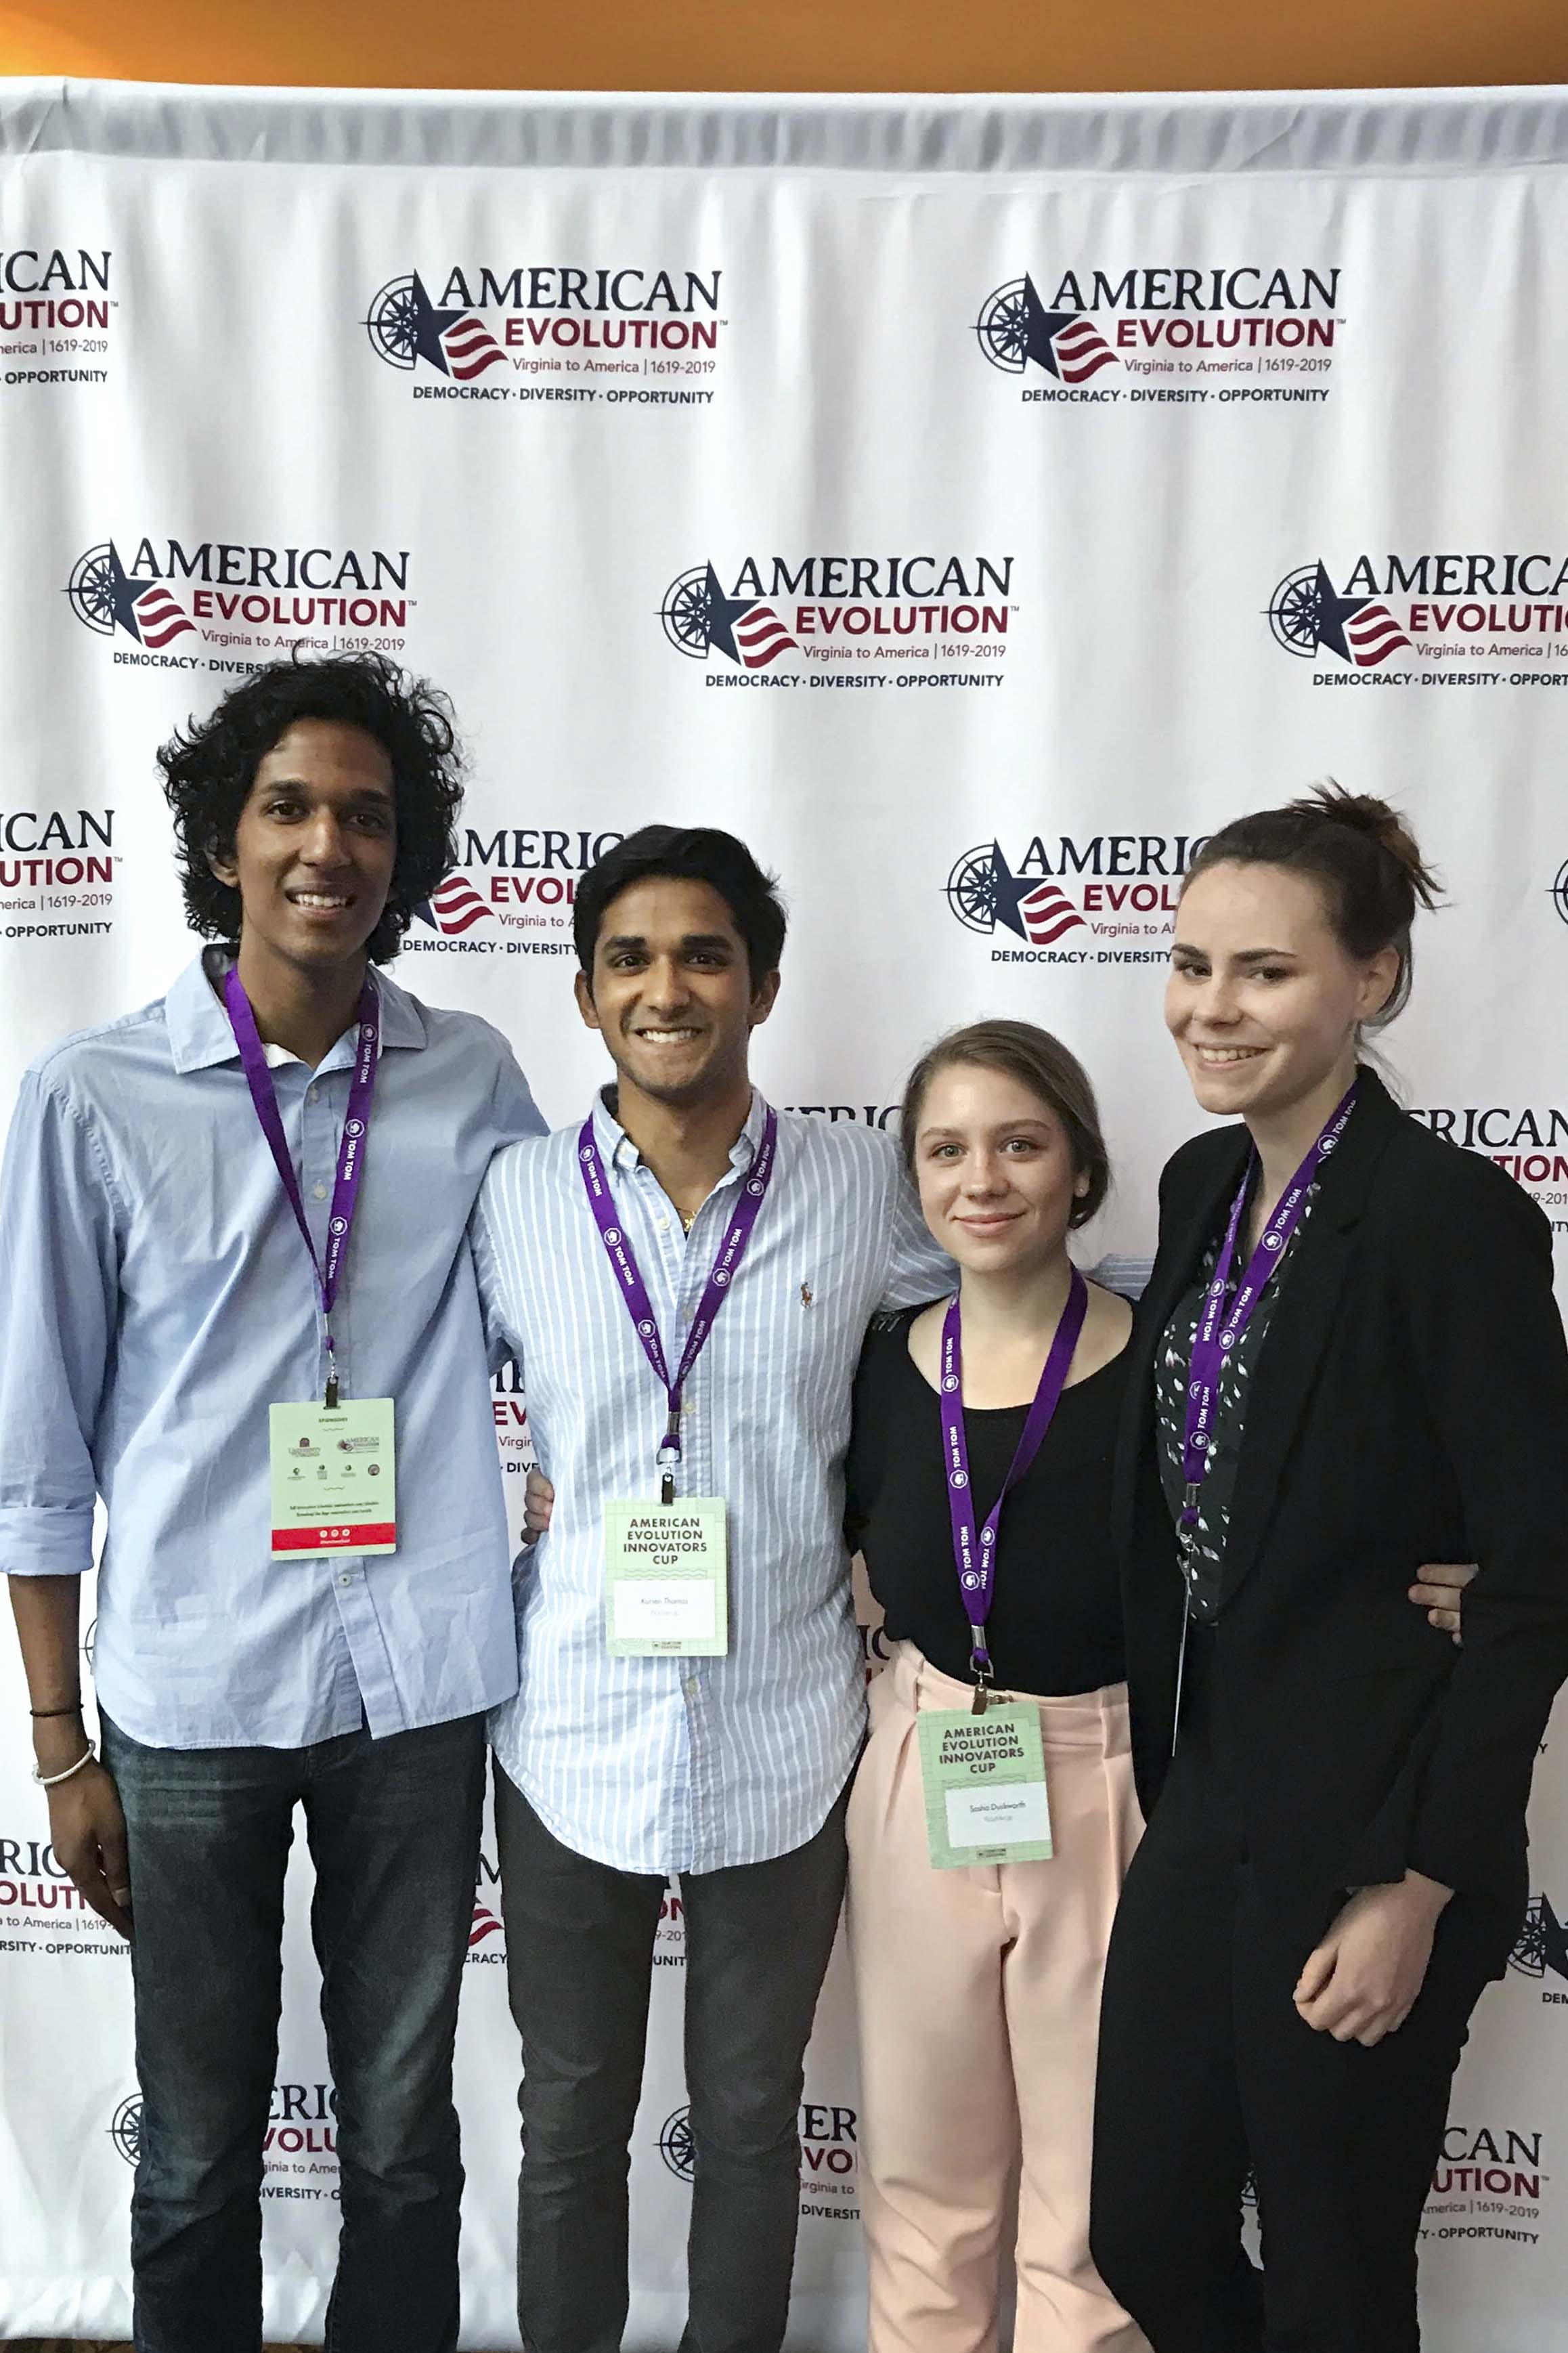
left=339, top=1573, right=353, bottom=1587
left=313, top=1182, right=328, bottom=1200
left=657, top=1217, right=670, bottom=1232
left=683, top=1677, right=699, bottom=1699
left=308, top=1086, right=319, bottom=1104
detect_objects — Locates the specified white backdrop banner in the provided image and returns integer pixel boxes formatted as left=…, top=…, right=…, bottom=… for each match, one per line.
left=1, top=73, right=1567, bottom=2349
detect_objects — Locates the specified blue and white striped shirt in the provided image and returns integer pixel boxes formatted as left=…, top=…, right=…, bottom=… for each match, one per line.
left=474, top=1091, right=954, bottom=1873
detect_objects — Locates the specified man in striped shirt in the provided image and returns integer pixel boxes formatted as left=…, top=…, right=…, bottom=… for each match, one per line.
left=471, top=826, right=951, bottom=2353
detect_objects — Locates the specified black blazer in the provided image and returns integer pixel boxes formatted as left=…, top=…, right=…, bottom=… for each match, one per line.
left=1114, top=1066, right=1568, bottom=1929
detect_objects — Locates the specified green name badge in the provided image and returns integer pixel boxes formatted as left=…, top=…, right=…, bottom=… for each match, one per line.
left=269, top=1398, right=397, bottom=1559
left=603, top=1496, right=728, bottom=1657
left=915, top=1700, right=1053, bottom=1870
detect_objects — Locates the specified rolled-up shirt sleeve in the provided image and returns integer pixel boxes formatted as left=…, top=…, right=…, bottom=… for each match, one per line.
left=0, top=1070, right=121, bottom=1576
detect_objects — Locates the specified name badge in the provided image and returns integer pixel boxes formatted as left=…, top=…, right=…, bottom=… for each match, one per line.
left=269, top=1399, right=397, bottom=1558
left=915, top=1700, right=1053, bottom=1870
left=603, top=1497, right=728, bottom=1657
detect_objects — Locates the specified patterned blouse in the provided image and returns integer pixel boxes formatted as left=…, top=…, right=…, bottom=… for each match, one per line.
left=1154, top=1175, right=1317, bottom=1622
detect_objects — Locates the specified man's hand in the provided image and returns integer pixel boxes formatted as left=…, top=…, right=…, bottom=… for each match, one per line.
left=41, top=1740, right=132, bottom=1941
left=523, top=1467, right=555, bottom=1545
left=1408, top=1560, right=1477, bottom=1643
left=1293, top=1872, right=1452, bottom=2046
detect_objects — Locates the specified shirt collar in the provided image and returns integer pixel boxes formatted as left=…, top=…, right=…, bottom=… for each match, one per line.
left=591, top=1083, right=768, bottom=1177
left=165, top=949, right=429, bottom=1076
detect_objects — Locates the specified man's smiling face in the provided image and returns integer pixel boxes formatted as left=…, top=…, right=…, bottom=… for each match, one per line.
left=575, top=875, right=778, bottom=1110
left=211, top=718, right=397, bottom=975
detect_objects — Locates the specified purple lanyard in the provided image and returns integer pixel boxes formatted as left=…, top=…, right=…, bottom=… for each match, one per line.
left=578, top=1104, right=779, bottom=1502
left=1179, top=1082, right=1357, bottom=1538
left=940, top=1267, right=1087, bottom=1710
left=223, top=967, right=379, bottom=1406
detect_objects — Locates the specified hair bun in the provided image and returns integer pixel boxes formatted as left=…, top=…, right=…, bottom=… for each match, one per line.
left=1181, top=777, right=1441, bottom=1031
left=1292, top=782, right=1441, bottom=910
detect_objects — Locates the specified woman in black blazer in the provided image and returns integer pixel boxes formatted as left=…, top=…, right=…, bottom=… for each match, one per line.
left=1087, top=787, right=1568, bottom=2353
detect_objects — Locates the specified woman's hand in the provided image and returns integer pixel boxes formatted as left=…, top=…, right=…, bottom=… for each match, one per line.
left=1293, top=1871, right=1452, bottom=2046
left=523, top=1467, right=555, bottom=1543
left=1407, top=1560, right=1477, bottom=1643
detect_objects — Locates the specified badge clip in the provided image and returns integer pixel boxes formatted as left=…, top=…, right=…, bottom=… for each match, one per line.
left=658, top=1413, right=681, bottom=1509
left=970, top=1633, right=993, bottom=1716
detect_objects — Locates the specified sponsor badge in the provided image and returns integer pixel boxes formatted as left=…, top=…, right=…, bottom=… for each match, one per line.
left=269, top=1399, right=397, bottom=1557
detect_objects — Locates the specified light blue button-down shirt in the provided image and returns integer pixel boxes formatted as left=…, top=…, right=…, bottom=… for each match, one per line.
left=0, top=951, right=546, bottom=1749
left=474, top=1090, right=955, bottom=1874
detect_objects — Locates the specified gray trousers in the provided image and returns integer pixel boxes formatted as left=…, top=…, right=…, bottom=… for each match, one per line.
left=494, top=1764, right=850, bottom=2353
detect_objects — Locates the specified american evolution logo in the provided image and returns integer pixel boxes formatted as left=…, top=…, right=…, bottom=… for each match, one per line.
left=1268, top=553, right=1568, bottom=687
left=1424, top=2123, right=1548, bottom=2252
left=1406, top=1106, right=1568, bottom=1236
left=945, top=833, right=1206, bottom=966
left=659, top=555, right=1015, bottom=691
left=657, top=2098, right=859, bottom=2221
left=974, top=265, right=1342, bottom=408
left=0, top=805, right=117, bottom=948
left=66, top=536, right=416, bottom=675
left=0, top=245, right=113, bottom=388
left=364, top=265, right=726, bottom=410
left=406, top=825, right=625, bottom=959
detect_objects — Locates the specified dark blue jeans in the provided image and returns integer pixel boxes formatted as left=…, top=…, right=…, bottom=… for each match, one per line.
left=100, top=1709, right=487, bottom=2353
left=494, top=1767, right=851, bottom=2353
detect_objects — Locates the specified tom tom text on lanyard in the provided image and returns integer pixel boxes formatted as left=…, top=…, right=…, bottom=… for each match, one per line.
left=578, top=1106, right=779, bottom=1505
left=1178, top=1081, right=1358, bottom=1552
left=223, top=966, right=379, bottom=1410
left=940, top=1268, right=1088, bottom=1714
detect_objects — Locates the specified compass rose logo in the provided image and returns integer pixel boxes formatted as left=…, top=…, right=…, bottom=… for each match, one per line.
left=1510, top=1893, right=1568, bottom=1985
left=1266, top=561, right=1410, bottom=668
left=657, top=2104, right=697, bottom=2182
left=66, top=542, right=194, bottom=647
left=659, top=564, right=797, bottom=670
left=944, top=842, right=1086, bottom=945
left=364, top=274, right=506, bottom=380
left=110, top=2093, right=144, bottom=2167
left=974, top=276, right=1117, bottom=382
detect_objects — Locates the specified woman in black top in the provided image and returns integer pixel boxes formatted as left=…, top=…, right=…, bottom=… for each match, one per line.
left=1089, top=789, right=1568, bottom=2353
left=843, top=1018, right=1146, bottom=2353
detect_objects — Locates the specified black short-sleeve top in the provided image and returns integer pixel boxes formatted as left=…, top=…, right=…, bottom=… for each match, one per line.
left=844, top=1305, right=1129, bottom=1698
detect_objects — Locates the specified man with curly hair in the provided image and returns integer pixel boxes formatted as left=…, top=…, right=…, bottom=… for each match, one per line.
left=0, top=654, right=545, bottom=2353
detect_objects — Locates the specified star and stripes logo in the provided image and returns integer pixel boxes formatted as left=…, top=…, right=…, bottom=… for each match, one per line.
left=66, top=542, right=195, bottom=646
left=1266, top=561, right=1413, bottom=668
left=659, top=563, right=799, bottom=669
left=974, top=275, right=1119, bottom=383
left=412, top=874, right=496, bottom=936
left=944, top=843, right=1088, bottom=944
left=364, top=272, right=508, bottom=380
left=469, top=1900, right=504, bottom=1950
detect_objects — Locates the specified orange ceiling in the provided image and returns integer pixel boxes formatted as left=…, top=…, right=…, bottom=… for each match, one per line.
left=1, top=0, right=1566, bottom=94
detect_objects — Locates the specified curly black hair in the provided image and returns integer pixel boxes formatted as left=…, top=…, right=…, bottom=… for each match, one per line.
left=158, top=651, right=464, bottom=964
